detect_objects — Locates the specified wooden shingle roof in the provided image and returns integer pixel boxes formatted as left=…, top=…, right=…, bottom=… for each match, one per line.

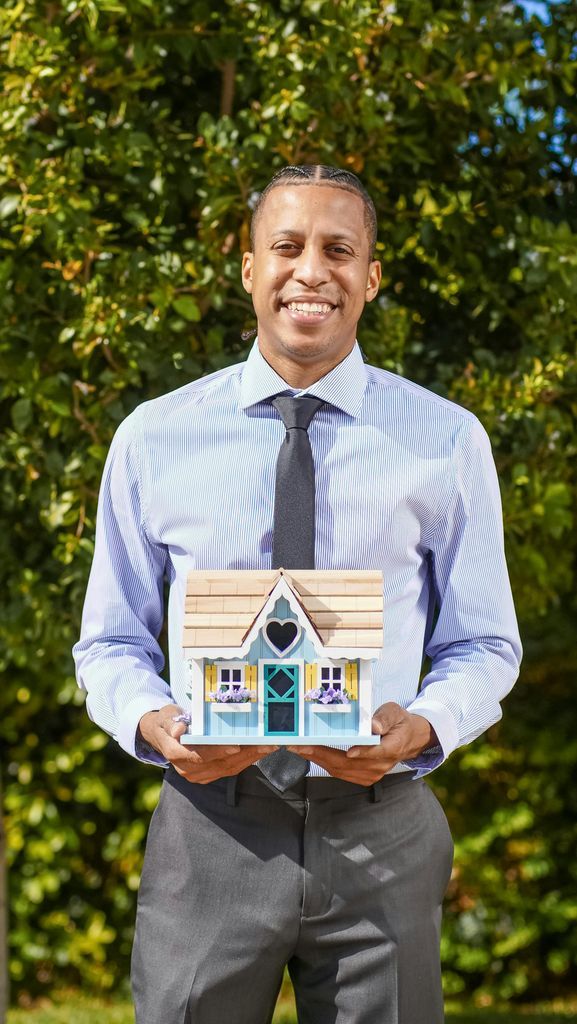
left=182, top=569, right=383, bottom=653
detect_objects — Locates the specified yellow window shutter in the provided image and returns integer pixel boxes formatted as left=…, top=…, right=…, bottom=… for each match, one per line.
left=245, top=664, right=257, bottom=698
left=204, top=662, right=217, bottom=700
left=305, top=663, right=317, bottom=692
left=345, top=662, right=358, bottom=700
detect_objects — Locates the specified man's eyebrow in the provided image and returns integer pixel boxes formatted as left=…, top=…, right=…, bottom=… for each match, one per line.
left=268, top=229, right=358, bottom=242
left=268, top=229, right=301, bottom=239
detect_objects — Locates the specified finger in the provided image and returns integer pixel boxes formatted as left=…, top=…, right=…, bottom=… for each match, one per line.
left=155, top=729, right=241, bottom=765
left=288, top=746, right=349, bottom=771
left=235, top=748, right=279, bottom=771
left=242, top=745, right=280, bottom=755
left=244, top=745, right=279, bottom=764
left=206, top=745, right=278, bottom=770
left=148, top=727, right=203, bottom=763
left=165, top=718, right=188, bottom=740
left=371, top=702, right=405, bottom=735
left=287, top=745, right=315, bottom=757
left=187, top=743, right=242, bottom=761
left=151, top=706, right=188, bottom=741
left=346, top=740, right=387, bottom=759
left=180, top=744, right=276, bottom=771
left=175, top=745, right=278, bottom=784
left=288, top=745, right=396, bottom=786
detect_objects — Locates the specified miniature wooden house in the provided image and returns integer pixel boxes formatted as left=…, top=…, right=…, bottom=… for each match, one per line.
left=180, top=569, right=383, bottom=746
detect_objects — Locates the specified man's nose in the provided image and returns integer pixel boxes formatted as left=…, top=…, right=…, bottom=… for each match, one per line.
left=293, top=246, right=330, bottom=286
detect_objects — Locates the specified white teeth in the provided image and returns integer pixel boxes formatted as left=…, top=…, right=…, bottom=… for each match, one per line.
left=286, top=302, right=333, bottom=314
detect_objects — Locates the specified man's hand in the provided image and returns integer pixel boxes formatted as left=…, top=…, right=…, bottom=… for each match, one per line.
left=288, top=702, right=438, bottom=786
left=138, top=705, right=278, bottom=784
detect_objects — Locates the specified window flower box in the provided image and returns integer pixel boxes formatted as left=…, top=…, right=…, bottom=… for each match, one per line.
left=305, top=686, right=352, bottom=709
left=209, top=686, right=255, bottom=710
left=309, top=703, right=352, bottom=714
left=211, top=703, right=252, bottom=713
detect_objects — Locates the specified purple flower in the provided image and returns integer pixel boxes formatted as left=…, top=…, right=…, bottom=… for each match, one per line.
left=304, top=687, right=322, bottom=702
left=304, top=686, right=351, bottom=705
left=319, top=687, right=336, bottom=704
left=210, top=687, right=256, bottom=704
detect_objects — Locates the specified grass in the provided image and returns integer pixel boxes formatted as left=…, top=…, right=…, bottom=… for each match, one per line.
left=6, top=987, right=577, bottom=1024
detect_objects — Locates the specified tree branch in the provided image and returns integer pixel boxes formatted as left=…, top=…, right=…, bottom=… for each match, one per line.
left=220, top=60, right=236, bottom=118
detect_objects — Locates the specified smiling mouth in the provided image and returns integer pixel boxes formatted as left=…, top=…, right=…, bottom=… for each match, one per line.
left=282, top=300, right=336, bottom=318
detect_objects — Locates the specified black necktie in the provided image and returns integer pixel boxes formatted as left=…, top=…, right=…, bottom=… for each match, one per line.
left=258, top=395, right=325, bottom=791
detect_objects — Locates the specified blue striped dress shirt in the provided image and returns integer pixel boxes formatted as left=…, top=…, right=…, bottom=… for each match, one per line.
left=73, top=340, right=522, bottom=777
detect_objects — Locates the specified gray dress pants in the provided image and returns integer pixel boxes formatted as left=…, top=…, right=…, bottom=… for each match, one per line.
left=132, top=766, right=453, bottom=1024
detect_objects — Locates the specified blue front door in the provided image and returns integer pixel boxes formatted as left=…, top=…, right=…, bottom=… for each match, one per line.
left=264, top=663, right=299, bottom=737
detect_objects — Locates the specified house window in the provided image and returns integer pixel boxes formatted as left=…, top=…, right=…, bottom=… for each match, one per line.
left=320, top=663, right=344, bottom=690
left=218, top=664, right=245, bottom=691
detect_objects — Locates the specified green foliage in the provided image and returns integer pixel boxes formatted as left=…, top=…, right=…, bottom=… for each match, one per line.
left=1, top=0, right=576, bottom=1006
left=5, top=993, right=577, bottom=1024
left=6, top=998, right=134, bottom=1024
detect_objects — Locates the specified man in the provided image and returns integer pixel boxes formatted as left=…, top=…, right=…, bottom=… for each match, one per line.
left=74, top=165, right=521, bottom=1024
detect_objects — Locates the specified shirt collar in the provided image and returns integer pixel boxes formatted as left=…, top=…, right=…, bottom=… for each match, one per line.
left=239, top=339, right=368, bottom=418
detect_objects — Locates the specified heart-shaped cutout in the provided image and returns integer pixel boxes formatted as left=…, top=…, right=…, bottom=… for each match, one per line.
left=264, top=619, right=300, bottom=656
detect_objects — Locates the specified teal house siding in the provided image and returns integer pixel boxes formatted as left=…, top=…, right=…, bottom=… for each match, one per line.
left=304, top=702, right=359, bottom=738
left=204, top=703, right=259, bottom=738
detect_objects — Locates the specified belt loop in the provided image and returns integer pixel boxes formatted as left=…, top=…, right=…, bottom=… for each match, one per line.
left=226, top=774, right=239, bottom=807
left=371, top=779, right=383, bottom=803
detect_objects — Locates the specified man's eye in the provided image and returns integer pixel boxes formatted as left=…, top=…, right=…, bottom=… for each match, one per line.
left=329, top=246, right=351, bottom=255
left=274, top=242, right=300, bottom=251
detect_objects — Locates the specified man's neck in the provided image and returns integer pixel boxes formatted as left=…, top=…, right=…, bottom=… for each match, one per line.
left=257, top=342, right=356, bottom=389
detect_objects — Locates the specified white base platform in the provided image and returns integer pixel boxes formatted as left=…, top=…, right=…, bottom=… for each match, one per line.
left=181, top=734, right=381, bottom=746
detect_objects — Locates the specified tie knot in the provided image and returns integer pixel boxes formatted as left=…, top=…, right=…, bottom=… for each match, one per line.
left=271, top=395, right=324, bottom=432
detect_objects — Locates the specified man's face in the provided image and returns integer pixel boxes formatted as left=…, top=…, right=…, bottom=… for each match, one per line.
left=241, top=185, right=381, bottom=382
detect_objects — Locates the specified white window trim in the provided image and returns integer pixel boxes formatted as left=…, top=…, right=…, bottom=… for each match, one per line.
left=217, top=661, right=246, bottom=690
left=318, top=659, right=347, bottom=689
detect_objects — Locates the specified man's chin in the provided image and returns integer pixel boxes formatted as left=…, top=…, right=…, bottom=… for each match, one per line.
left=276, top=332, right=350, bottom=363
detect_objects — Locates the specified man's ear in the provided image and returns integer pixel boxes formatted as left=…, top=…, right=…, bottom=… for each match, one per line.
left=241, top=252, right=253, bottom=294
left=365, top=259, right=382, bottom=303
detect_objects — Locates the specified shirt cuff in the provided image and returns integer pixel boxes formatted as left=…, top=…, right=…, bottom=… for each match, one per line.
left=117, top=694, right=177, bottom=766
left=403, top=698, right=460, bottom=776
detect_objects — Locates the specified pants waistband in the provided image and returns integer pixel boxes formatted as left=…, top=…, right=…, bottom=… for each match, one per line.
left=164, top=764, right=416, bottom=808
left=232, top=765, right=416, bottom=803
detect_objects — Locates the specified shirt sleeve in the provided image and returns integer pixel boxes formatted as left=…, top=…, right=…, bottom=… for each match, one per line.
left=404, top=417, right=522, bottom=776
left=72, top=410, right=174, bottom=766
